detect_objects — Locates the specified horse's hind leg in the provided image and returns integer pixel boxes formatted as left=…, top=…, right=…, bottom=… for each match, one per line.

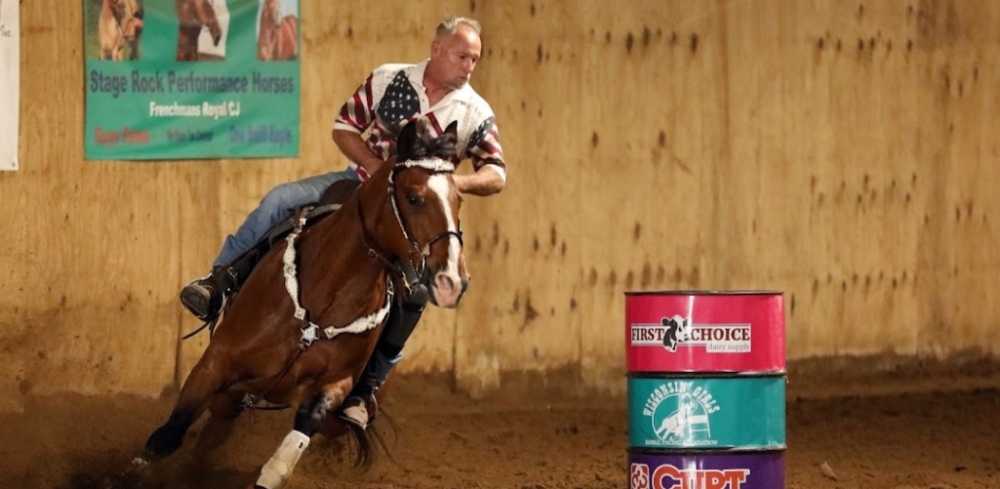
left=143, top=352, right=230, bottom=461
left=193, top=390, right=245, bottom=456
left=253, top=378, right=353, bottom=489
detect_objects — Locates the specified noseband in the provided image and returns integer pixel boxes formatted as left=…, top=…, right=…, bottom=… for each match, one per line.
left=359, top=159, right=463, bottom=300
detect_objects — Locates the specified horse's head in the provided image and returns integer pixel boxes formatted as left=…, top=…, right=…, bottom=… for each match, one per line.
left=177, top=0, right=222, bottom=45
left=198, top=0, right=223, bottom=45
left=375, top=119, right=469, bottom=308
left=263, top=0, right=281, bottom=23
left=118, top=0, right=143, bottom=41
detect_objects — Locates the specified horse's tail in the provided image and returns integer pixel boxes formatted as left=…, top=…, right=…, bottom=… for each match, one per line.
left=342, top=406, right=403, bottom=471
left=344, top=423, right=376, bottom=470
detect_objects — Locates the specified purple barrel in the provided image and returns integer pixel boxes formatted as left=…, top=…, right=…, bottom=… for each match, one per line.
left=628, top=450, right=784, bottom=489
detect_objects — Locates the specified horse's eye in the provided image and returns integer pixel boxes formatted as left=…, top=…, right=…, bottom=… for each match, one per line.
left=406, top=194, right=422, bottom=206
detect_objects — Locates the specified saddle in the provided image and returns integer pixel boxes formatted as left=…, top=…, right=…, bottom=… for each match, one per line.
left=262, top=179, right=362, bottom=247
left=182, top=179, right=364, bottom=340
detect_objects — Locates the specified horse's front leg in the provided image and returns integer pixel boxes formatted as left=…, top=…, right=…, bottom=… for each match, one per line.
left=252, top=377, right=353, bottom=489
left=193, top=389, right=245, bottom=457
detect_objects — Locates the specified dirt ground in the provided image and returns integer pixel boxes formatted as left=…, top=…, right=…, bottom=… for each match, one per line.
left=2, top=359, right=1000, bottom=489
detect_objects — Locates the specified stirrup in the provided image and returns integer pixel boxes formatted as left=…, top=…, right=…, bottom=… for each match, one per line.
left=338, top=394, right=377, bottom=430
left=180, top=279, right=227, bottom=340
left=180, top=279, right=225, bottom=319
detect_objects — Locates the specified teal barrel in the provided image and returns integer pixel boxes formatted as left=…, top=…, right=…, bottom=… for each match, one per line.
left=627, top=375, right=785, bottom=450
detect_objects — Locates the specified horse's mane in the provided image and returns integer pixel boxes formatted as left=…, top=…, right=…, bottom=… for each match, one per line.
left=395, top=120, right=459, bottom=163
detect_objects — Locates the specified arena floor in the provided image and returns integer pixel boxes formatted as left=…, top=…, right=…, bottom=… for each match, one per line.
left=3, top=362, right=1000, bottom=489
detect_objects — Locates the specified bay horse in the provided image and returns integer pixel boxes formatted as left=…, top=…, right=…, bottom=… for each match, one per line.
left=97, top=0, right=143, bottom=61
left=135, top=120, right=469, bottom=488
left=175, top=0, right=222, bottom=61
left=257, top=0, right=298, bottom=61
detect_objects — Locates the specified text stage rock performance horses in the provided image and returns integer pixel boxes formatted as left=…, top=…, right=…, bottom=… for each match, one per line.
left=133, top=121, right=469, bottom=489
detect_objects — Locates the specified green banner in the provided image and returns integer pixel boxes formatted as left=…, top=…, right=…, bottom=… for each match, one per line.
left=628, top=376, right=786, bottom=450
left=83, top=0, right=300, bottom=160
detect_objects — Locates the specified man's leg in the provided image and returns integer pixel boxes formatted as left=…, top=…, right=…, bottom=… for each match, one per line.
left=180, top=168, right=361, bottom=321
left=338, top=298, right=425, bottom=430
left=214, top=168, right=361, bottom=266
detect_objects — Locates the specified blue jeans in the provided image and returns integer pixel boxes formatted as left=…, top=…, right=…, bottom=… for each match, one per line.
left=213, top=167, right=362, bottom=267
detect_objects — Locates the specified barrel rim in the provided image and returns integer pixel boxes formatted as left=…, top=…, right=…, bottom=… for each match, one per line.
left=625, top=289, right=784, bottom=296
left=625, top=371, right=788, bottom=379
left=627, top=446, right=788, bottom=455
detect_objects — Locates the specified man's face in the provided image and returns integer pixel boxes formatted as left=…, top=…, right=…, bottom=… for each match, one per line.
left=432, top=25, right=482, bottom=90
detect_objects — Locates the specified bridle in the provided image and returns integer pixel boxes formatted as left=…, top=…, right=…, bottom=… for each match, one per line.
left=358, top=158, right=464, bottom=300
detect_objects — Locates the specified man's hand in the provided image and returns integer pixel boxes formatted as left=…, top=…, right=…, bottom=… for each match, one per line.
left=332, top=129, right=385, bottom=174
left=363, top=155, right=398, bottom=175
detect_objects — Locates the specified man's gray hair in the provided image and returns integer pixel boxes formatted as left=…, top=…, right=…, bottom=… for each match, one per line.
left=436, top=16, right=482, bottom=37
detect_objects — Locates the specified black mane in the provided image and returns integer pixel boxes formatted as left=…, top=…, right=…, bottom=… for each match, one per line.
left=396, top=119, right=459, bottom=163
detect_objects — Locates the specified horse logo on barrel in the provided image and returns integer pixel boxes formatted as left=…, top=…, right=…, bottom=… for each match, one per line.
left=128, top=119, right=470, bottom=489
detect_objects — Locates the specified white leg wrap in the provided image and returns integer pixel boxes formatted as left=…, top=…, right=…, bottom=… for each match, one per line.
left=255, top=430, right=311, bottom=489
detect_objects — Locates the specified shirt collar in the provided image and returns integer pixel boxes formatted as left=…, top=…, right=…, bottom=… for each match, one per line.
left=410, top=59, right=473, bottom=105
left=409, top=59, right=429, bottom=89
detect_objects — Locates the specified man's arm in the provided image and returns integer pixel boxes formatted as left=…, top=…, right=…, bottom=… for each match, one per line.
left=454, top=165, right=505, bottom=196
left=332, top=129, right=387, bottom=176
left=460, top=114, right=507, bottom=196
left=332, top=73, right=388, bottom=174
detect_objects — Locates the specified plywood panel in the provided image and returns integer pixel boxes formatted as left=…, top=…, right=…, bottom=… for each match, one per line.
left=3, top=0, right=1000, bottom=408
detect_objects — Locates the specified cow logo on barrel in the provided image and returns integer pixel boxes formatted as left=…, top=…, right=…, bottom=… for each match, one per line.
left=643, top=381, right=721, bottom=446
left=661, top=316, right=689, bottom=351
left=630, top=314, right=752, bottom=353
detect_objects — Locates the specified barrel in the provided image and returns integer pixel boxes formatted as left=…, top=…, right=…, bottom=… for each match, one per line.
left=625, top=290, right=786, bottom=489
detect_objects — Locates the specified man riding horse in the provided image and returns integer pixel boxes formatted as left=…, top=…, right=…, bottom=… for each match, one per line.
left=179, top=16, right=507, bottom=430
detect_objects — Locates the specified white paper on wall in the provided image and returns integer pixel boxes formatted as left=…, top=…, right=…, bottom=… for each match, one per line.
left=0, top=0, right=19, bottom=171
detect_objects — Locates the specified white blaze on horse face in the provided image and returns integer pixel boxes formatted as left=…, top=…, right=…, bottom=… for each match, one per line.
left=426, top=173, right=463, bottom=306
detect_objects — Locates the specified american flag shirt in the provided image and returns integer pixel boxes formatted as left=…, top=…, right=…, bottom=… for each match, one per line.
left=332, top=60, right=507, bottom=182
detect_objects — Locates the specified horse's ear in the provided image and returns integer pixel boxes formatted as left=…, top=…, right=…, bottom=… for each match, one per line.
left=396, top=120, right=420, bottom=160
left=437, top=120, right=459, bottom=157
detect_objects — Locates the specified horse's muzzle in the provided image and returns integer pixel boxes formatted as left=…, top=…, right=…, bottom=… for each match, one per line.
left=430, top=272, right=467, bottom=308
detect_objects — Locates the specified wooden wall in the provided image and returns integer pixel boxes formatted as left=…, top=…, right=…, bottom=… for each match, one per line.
left=2, top=0, right=999, bottom=411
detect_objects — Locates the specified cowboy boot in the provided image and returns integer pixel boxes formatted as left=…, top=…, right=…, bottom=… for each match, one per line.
left=338, top=346, right=402, bottom=430
left=338, top=300, right=424, bottom=429
left=179, top=242, right=268, bottom=322
left=179, top=201, right=332, bottom=324
left=179, top=266, right=236, bottom=322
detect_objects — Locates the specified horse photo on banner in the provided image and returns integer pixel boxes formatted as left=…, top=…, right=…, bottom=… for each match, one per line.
left=0, top=0, right=19, bottom=171
left=82, top=0, right=301, bottom=160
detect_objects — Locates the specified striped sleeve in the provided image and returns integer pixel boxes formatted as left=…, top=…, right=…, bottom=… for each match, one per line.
left=466, top=116, right=507, bottom=182
left=333, top=73, right=375, bottom=133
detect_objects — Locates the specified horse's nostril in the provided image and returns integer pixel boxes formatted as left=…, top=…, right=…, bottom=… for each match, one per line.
left=435, top=273, right=456, bottom=291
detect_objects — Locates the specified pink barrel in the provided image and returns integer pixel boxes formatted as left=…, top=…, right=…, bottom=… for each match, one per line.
left=625, top=290, right=785, bottom=374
